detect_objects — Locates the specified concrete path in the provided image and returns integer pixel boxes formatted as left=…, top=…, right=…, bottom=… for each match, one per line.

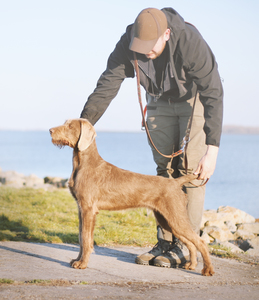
left=0, top=241, right=258, bottom=299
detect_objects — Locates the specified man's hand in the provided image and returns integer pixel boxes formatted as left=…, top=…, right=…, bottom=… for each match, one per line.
left=194, top=145, right=219, bottom=180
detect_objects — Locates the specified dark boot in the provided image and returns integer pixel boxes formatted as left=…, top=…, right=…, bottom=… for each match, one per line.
left=135, top=238, right=173, bottom=265
left=153, top=238, right=190, bottom=268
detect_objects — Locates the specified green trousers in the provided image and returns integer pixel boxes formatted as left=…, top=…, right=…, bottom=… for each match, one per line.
left=146, top=93, right=207, bottom=241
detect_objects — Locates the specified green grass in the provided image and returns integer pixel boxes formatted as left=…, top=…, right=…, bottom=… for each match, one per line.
left=0, top=186, right=156, bottom=246
left=0, top=278, right=14, bottom=284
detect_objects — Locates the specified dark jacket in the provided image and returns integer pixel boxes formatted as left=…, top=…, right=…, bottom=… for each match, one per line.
left=81, top=8, right=223, bottom=146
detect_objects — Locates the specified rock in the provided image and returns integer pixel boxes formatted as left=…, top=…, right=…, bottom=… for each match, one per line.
left=249, top=236, right=259, bottom=248
left=44, top=176, right=68, bottom=188
left=219, top=241, right=244, bottom=254
left=237, top=223, right=259, bottom=235
left=204, top=219, right=226, bottom=229
left=201, top=206, right=255, bottom=233
left=236, top=240, right=252, bottom=252
left=0, top=171, right=46, bottom=189
left=0, top=170, right=26, bottom=188
left=201, top=209, right=217, bottom=229
left=24, top=174, right=44, bottom=188
left=233, top=229, right=255, bottom=240
left=0, top=169, right=68, bottom=190
left=246, top=247, right=259, bottom=257
left=200, top=205, right=259, bottom=257
left=202, top=226, right=234, bottom=242
left=217, top=206, right=255, bottom=224
left=200, top=232, right=214, bottom=244
left=204, top=220, right=237, bottom=233
left=224, top=220, right=237, bottom=232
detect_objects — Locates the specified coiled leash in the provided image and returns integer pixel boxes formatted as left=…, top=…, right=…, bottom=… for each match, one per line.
left=133, top=52, right=208, bottom=186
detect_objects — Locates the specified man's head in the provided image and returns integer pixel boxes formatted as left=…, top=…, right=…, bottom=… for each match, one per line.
left=129, top=8, right=170, bottom=59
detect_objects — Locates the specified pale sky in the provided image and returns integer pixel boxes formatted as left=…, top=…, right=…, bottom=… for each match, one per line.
left=1, top=0, right=258, bottom=131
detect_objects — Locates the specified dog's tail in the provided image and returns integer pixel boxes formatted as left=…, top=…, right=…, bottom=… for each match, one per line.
left=175, top=174, right=199, bottom=186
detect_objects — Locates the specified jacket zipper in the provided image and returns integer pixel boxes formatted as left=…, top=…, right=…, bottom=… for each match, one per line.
left=137, top=62, right=163, bottom=101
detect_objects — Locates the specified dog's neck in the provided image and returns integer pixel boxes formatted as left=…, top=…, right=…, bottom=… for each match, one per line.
left=73, top=140, right=102, bottom=169
left=69, top=140, right=103, bottom=191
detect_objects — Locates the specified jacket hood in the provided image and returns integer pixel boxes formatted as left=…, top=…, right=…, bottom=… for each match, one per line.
left=161, top=8, right=186, bottom=54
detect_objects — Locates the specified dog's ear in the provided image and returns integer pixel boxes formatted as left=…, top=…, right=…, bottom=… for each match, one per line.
left=77, top=119, right=97, bottom=151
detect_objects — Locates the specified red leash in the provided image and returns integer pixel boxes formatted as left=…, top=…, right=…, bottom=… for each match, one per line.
left=133, top=52, right=195, bottom=159
left=133, top=52, right=208, bottom=186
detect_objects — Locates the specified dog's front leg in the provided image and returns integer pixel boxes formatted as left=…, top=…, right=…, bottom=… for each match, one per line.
left=71, top=205, right=96, bottom=269
left=70, top=205, right=83, bottom=266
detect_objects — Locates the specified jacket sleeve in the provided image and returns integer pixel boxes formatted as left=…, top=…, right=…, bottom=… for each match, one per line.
left=80, top=34, right=134, bottom=125
left=183, top=26, right=224, bottom=147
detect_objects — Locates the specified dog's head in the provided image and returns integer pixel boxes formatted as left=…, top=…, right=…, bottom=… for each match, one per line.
left=49, top=118, right=97, bottom=151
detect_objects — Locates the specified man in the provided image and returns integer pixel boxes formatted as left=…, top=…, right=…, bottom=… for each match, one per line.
left=80, top=7, right=223, bottom=268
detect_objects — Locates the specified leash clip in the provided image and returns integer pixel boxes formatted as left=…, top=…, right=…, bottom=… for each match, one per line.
left=180, top=136, right=190, bottom=152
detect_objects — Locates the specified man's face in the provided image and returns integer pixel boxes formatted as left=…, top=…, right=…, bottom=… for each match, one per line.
left=145, top=29, right=170, bottom=60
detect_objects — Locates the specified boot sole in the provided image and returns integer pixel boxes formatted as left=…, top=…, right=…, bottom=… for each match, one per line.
left=153, top=259, right=187, bottom=268
left=154, top=262, right=186, bottom=268
left=154, top=261, right=171, bottom=268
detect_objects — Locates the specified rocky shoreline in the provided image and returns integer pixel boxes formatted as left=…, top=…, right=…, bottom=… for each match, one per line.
left=200, top=206, right=259, bottom=260
left=0, top=168, right=68, bottom=190
left=1, top=168, right=259, bottom=260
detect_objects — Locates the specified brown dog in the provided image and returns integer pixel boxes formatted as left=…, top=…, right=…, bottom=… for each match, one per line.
left=49, top=118, right=214, bottom=276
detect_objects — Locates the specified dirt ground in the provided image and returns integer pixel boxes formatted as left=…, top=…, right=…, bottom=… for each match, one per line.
left=0, top=241, right=258, bottom=299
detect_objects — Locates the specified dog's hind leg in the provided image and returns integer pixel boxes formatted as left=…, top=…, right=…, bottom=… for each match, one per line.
left=174, top=230, right=214, bottom=276
left=192, top=237, right=215, bottom=276
left=154, top=210, right=198, bottom=270
left=175, top=235, right=197, bottom=270
left=154, top=200, right=214, bottom=276
left=71, top=205, right=97, bottom=269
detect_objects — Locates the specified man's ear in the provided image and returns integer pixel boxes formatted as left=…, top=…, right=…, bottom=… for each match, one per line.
left=77, top=119, right=97, bottom=151
left=165, top=28, right=170, bottom=41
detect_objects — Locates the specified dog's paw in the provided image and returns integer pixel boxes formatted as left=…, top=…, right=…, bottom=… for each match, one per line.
left=70, top=259, right=88, bottom=269
left=201, top=265, right=215, bottom=276
left=70, top=258, right=77, bottom=266
left=184, top=262, right=196, bottom=270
